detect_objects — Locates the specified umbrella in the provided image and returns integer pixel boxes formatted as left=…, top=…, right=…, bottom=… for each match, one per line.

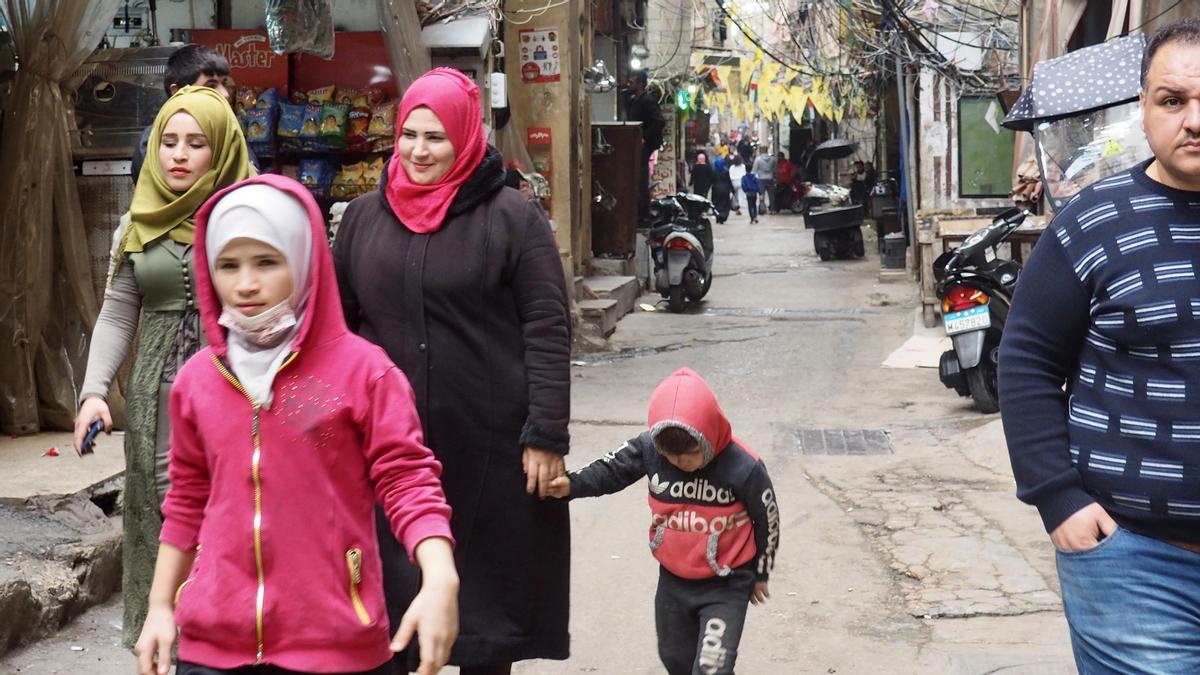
left=810, top=138, right=858, bottom=161
left=1003, top=33, right=1146, bottom=131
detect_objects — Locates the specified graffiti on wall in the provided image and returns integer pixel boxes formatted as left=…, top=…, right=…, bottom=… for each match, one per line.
left=650, top=102, right=677, bottom=198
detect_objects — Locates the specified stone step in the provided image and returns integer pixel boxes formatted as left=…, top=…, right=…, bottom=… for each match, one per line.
left=577, top=298, right=620, bottom=338
left=583, top=275, right=640, bottom=319
left=573, top=275, right=585, bottom=301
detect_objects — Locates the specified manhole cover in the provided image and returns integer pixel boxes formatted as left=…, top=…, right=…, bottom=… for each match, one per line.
left=794, top=429, right=893, bottom=455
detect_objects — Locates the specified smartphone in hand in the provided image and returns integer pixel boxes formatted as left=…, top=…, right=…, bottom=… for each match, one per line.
left=79, top=420, right=103, bottom=456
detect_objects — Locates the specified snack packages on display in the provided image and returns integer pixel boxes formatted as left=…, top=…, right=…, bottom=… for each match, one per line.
left=320, top=104, right=349, bottom=148
left=347, top=107, right=371, bottom=151
left=300, top=104, right=323, bottom=139
left=243, top=108, right=274, bottom=143
left=368, top=101, right=397, bottom=152
left=307, top=84, right=336, bottom=104
left=331, top=161, right=365, bottom=199
left=277, top=101, right=305, bottom=138
left=300, top=159, right=332, bottom=196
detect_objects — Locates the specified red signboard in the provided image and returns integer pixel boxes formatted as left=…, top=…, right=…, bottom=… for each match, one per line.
left=292, top=32, right=399, bottom=100
left=191, top=30, right=289, bottom=92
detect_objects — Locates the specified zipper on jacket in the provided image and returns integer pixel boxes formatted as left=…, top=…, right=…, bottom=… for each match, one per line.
left=173, top=544, right=202, bottom=606
left=345, top=548, right=372, bottom=625
left=211, top=353, right=295, bottom=663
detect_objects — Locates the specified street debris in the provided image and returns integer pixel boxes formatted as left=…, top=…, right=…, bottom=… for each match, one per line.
left=42, top=447, right=59, bottom=457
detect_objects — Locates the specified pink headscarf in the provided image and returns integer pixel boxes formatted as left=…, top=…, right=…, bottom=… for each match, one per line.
left=385, top=68, right=487, bottom=234
left=695, top=153, right=708, bottom=165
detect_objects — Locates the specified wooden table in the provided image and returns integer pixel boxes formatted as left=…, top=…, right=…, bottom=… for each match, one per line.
left=918, top=215, right=1047, bottom=327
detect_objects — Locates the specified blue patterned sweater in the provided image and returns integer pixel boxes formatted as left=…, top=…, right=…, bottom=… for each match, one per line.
left=999, top=159, right=1200, bottom=543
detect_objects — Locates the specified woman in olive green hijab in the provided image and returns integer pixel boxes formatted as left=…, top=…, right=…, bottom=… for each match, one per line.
left=74, top=85, right=254, bottom=648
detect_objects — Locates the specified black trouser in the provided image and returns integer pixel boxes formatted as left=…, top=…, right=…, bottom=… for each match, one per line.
left=638, top=147, right=654, bottom=225
left=177, top=662, right=390, bottom=675
left=655, top=565, right=755, bottom=675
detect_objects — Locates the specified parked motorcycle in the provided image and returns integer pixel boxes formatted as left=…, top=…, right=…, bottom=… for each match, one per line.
left=648, top=192, right=715, bottom=313
left=801, top=140, right=866, bottom=261
left=933, top=207, right=1028, bottom=413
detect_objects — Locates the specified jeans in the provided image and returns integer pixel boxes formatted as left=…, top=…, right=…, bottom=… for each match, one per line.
left=745, top=193, right=759, bottom=222
left=1056, top=527, right=1200, bottom=674
left=758, top=179, right=776, bottom=213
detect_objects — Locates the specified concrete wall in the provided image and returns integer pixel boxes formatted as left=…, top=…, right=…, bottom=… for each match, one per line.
left=504, top=0, right=591, bottom=276
left=645, top=0, right=691, bottom=77
left=916, top=71, right=1011, bottom=215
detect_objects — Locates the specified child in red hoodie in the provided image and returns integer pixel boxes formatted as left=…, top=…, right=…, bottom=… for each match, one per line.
left=135, top=175, right=458, bottom=675
left=547, top=368, right=780, bottom=675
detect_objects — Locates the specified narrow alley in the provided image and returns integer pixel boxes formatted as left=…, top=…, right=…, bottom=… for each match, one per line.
left=2, top=207, right=1075, bottom=674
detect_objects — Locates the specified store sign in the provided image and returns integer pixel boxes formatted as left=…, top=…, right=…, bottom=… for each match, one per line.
left=192, top=30, right=288, bottom=90
left=518, top=28, right=561, bottom=83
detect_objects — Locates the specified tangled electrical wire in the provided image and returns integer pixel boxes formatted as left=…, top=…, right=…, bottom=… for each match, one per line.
left=714, top=0, right=1022, bottom=116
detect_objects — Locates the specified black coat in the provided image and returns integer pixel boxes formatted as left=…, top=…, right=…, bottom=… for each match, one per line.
left=333, top=146, right=571, bottom=666
left=691, top=163, right=715, bottom=198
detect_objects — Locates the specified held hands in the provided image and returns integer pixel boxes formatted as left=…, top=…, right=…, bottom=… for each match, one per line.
left=73, top=397, right=112, bottom=454
left=546, top=475, right=572, bottom=499
left=134, top=605, right=177, bottom=675
left=1049, top=502, right=1118, bottom=553
left=523, top=446, right=565, bottom=498
left=750, top=581, right=770, bottom=606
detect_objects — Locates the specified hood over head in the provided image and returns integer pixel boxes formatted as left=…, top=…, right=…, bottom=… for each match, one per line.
left=647, top=368, right=732, bottom=467
left=194, top=174, right=347, bottom=360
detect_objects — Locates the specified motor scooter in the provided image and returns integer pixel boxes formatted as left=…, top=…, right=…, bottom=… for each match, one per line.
left=933, top=208, right=1028, bottom=413
left=648, top=193, right=715, bottom=313
left=801, top=140, right=866, bottom=260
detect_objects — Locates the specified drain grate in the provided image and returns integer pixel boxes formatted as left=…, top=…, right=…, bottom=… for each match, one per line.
left=794, top=429, right=893, bottom=455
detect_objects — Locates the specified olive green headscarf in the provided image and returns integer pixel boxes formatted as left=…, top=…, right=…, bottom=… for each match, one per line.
left=124, top=85, right=255, bottom=255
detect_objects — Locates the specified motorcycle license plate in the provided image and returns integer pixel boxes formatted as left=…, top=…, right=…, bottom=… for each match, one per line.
left=944, top=305, right=991, bottom=336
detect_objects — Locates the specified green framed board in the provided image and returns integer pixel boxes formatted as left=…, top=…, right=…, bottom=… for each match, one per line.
left=958, top=96, right=1015, bottom=198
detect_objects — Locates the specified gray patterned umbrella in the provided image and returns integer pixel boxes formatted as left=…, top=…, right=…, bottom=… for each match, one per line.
left=1003, top=33, right=1146, bottom=131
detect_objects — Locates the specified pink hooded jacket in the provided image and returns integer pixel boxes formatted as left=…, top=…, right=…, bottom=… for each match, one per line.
left=161, top=174, right=453, bottom=672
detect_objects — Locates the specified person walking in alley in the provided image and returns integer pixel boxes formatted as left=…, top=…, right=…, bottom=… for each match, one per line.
left=546, top=368, right=779, bottom=675
left=710, top=155, right=733, bottom=223
left=623, top=70, right=666, bottom=226
left=736, top=135, right=755, bottom=166
left=752, top=146, right=778, bottom=215
left=741, top=170, right=761, bottom=224
left=333, top=68, right=572, bottom=674
left=999, top=18, right=1200, bottom=672
left=728, top=155, right=746, bottom=216
left=134, top=175, right=457, bottom=675
left=72, top=87, right=255, bottom=649
left=690, top=151, right=715, bottom=199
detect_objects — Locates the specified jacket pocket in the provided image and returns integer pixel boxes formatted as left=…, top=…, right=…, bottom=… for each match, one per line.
left=344, top=548, right=372, bottom=626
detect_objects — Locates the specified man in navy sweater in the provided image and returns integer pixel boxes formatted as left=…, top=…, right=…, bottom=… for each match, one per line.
left=999, top=18, right=1200, bottom=672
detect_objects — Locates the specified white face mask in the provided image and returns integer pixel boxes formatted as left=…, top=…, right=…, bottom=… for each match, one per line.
left=218, top=300, right=298, bottom=348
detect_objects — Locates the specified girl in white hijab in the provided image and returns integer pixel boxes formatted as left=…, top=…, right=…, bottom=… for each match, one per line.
left=204, top=183, right=312, bottom=407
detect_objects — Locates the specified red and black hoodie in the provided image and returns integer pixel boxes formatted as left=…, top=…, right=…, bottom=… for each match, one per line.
left=568, top=368, right=779, bottom=581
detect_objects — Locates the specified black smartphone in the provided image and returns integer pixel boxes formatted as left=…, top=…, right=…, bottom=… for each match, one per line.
left=79, top=420, right=103, bottom=456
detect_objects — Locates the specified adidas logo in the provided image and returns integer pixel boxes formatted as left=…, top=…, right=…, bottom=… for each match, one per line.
left=647, top=475, right=736, bottom=504
left=649, top=473, right=669, bottom=494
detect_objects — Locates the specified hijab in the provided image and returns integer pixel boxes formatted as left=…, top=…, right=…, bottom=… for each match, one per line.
left=204, top=183, right=312, bottom=408
left=695, top=153, right=708, bottom=165
left=384, top=68, right=487, bottom=234
left=125, top=86, right=254, bottom=255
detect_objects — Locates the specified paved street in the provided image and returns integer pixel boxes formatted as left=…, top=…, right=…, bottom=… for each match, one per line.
left=1, top=206, right=1076, bottom=674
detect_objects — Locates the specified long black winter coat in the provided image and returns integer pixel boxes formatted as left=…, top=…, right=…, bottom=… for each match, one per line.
left=333, top=146, right=571, bottom=667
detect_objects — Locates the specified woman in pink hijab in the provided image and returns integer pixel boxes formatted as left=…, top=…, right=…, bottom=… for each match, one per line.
left=333, top=68, right=572, bottom=674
